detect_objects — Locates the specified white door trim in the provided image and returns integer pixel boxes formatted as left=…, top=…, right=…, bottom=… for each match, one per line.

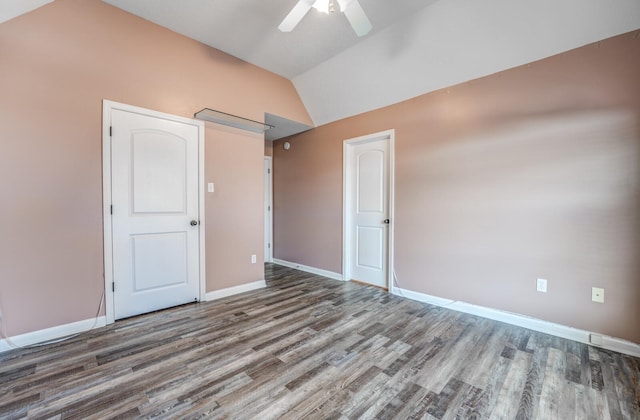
left=264, top=156, right=273, bottom=263
left=102, top=100, right=206, bottom=324
left=342, top=129, right=395, bottom=292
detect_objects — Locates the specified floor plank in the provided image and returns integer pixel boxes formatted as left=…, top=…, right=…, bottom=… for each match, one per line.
left=1, top=263, right=638, bottom=419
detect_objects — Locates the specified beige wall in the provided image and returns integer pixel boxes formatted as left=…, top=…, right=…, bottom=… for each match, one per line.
left=0, top=0, right=311, bottom=336
left=264, top=141, right=273, bottom=157
left=206, top=127, right=266, bottom=291
left=274, top=32, right=640, bottom=343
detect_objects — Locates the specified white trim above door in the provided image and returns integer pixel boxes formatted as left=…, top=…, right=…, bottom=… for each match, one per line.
left=343, top=129, right=395, bottom=291
left=102, top=100, right=206, bottom=324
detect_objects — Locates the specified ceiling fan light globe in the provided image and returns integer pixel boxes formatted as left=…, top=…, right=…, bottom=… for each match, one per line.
left=281, top=0, right=371, bottom=36
left=312, top=0, right=330, bottom=14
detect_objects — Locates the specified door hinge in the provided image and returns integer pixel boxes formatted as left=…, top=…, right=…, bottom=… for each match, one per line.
left=268, top=243, right=271, bottom=249
left=268, top=168, right=271, bottom=174
left=268, top=206, right=271, bottom=211
left=109, top=126, right=112, bottom=137
left=112, top=282, right=115, bottom=292
left=110, top=205, right=113, bottom=215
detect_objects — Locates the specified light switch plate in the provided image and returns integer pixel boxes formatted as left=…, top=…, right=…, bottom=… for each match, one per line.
left=208, top=183, right=214, bottom=193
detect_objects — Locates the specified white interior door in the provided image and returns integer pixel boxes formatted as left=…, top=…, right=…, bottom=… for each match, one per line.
left=347, top=136, right=390, bottom=288
left=264, top=157, right=273, bottom=263
left=110, top=108, right=200, bottom=319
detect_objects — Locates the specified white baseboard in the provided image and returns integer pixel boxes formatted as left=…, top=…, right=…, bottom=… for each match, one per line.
left=2, top=280, right=267, bottom=353
left=272, top=259, right=344, bottom=281
left=205, top=280, right=266, bottom=301
left=0, top=316, right=107, bottom=353
left=393, top=287, right=640, bottom=358
left=5, top=285, right=636, bottom=358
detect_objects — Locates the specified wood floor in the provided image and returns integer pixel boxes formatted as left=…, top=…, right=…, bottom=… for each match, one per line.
left=1, top=264, right=639, bottom=419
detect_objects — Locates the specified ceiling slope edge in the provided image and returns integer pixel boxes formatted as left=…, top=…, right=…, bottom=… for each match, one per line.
left=293, top=0, right=640, bottom=126
left=0, top=0, right=54, bottom=24
left=265, top=113, right=313, bottom=141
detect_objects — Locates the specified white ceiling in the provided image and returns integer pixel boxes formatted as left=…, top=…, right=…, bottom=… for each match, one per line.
left=3, top=0, right=639, bottom=127
left=294, top=0, right=640, bottom=125
left=101, top=0, right=437, bottom=80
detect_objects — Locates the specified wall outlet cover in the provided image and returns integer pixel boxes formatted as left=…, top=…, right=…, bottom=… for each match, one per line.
left=592, top=287, right=605, bottom=303
left=536, top=278, right=547, bottom=293
left=589, top=333, right=604, bottom=346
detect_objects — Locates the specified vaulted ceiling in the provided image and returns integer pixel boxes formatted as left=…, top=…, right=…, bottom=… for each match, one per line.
left=3, top=0, right=640, bottom=126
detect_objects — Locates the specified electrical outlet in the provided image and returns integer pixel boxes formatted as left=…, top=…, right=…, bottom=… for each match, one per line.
left=536, top=278, right=547, bottom=293
left=589, top=333, right=603, bottom=346
left=251, top=254, right=257, bottom=264
left=592, top=287, right=604, bottom=303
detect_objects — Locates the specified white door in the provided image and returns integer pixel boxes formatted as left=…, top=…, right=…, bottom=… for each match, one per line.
left=264, top=157, right=273, bottom=263
left=110, top=108, right=201, bottom=319
left=346, top=134, right=391, bottom=288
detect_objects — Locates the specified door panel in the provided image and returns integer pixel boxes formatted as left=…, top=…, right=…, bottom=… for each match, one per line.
left=350, top=138, right=389, bottom=288
left=111, top=109, right=200, bottom=319
left=131, top=232, right=187, bottom=291
left=356, top=226, right=383, bottom=270
left=357, top=151, right=384, bottom=213
left=131, top=132, right=187, bottom=214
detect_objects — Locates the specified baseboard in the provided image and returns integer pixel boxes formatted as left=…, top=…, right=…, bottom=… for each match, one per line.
left=393, top=287, right=640, bottom=358
left=272, top=259, right=343, bottom=281
left=2, top=280, right=267, bottom=353
left=0, top=316, right=107, bottom=354
left=7, top=284, right=635, bottom=358
left=205, top=280, right=266, bottom=301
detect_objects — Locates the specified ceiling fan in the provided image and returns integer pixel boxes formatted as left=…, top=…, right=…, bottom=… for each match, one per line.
left=279, top=0, right=373, bottom=37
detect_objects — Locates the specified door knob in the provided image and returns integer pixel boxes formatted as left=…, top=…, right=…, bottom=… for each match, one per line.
left=190, top=220, right=199, bottom=226
left=383, top=219, right=390, bottom=224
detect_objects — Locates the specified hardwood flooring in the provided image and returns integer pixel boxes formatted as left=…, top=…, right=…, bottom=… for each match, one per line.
left=1, top=263, right=639, bottom=419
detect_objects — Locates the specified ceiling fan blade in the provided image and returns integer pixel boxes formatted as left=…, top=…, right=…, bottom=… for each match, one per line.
left=343, top=0, right=372, bottom=37
left=278, top=0, right=315, bottom=32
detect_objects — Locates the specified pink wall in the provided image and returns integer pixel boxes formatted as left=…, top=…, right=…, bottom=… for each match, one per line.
left=0, top=0, right=311, bottom=336
left=264, top=141, right=274, bottom=157
left=205, top=127, right=265, bottom=291
left=273, top=133, right=344, bottom=272
left=273, top=32, right=640, bottom=343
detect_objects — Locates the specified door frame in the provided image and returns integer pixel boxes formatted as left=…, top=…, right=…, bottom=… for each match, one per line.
left=102, top=100, right=206, bottom=324
left=264, top=156, right=273, bottom=263
left=342, top=129, right=395, bottom=292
